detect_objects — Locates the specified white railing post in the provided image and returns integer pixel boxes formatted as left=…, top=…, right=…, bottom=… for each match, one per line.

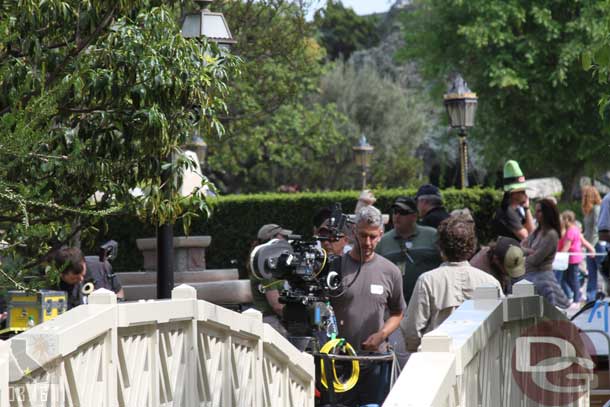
left=88, top=288, right=118, bottom=407
left=0, top=340, right=8, bottom=407
left=171, top=284, right=199, bottom=406
left=242, top=308, right=264, bottom=407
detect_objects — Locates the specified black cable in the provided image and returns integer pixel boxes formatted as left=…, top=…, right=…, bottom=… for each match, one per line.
left=327, top=234, right=364, bottom=299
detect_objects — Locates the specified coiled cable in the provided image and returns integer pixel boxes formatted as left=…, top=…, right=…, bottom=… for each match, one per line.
left=319, top=338, right=360, bottom=393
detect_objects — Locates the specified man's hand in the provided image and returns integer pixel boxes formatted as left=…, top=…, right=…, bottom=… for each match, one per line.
left=361, top=331, right=385, bottom=351
left=521, top=195, right=530, bottom=209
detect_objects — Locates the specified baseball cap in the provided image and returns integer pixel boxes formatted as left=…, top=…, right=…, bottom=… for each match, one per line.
left=493, top=236, right=525, bottom=278
left=257, top=224, right=292, bottom=242
left=415, top=184, right=441, bottom=200
left=391, top=197, right=417, bottom=214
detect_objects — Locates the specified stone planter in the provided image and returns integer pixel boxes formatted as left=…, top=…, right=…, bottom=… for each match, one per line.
left=136, top=236, right=212, bottom=272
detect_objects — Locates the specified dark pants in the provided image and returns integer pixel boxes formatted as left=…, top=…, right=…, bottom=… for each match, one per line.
left=586, top=243, right=606, bottom=302
left=564, top=263, right=582, bottom=302
left=318, top=359, right=390, bottom=407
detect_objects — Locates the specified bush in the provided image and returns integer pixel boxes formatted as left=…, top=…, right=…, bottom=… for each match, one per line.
left=91, top=188, right=502, bottom=274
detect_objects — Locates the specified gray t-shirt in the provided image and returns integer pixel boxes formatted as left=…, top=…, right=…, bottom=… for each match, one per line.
left=584, top=205, right=600, bottom=246
left=330, top=254, right=406, bottom=352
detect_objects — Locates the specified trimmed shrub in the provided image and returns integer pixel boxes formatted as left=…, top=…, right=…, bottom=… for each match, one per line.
left=91, top=188, right=502, bottom=274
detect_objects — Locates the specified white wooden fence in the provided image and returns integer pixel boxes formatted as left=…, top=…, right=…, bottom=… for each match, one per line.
left=0, top=285, right=314, bottom=407
left=383, top=280, right=592, bottom=407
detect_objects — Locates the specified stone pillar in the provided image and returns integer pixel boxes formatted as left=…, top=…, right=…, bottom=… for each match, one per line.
left=136, top=236, right=212, bottom=272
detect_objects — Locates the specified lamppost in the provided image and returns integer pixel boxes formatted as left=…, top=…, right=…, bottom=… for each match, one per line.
left=443, top=74, right=478, bottom=189
left=352, top=135, right=374, bottom=190
left=181, top=0, right=237, bottom=48
left=185, top=134, right=208, bottom=168
left=155, top=0, right=235, bottom=300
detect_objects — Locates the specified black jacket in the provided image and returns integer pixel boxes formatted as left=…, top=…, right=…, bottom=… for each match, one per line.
left=419, top=206, right=450, bottom=229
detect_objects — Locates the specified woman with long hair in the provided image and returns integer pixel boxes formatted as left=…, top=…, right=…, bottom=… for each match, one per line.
left=557, top=211, right=583, bottom=302
left=582, top=185, right=605, bottom=301
left=521, top=199, right=570, bottom=308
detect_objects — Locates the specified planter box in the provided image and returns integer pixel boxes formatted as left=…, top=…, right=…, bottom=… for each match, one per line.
left=136, top=236, right=211, bottom=272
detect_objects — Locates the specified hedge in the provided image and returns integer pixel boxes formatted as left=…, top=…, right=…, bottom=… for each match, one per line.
left=90, top=188, right=503, bottom=275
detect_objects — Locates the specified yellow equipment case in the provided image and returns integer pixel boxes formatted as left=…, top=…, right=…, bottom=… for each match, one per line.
left=6, top=290, right=67, bottom=332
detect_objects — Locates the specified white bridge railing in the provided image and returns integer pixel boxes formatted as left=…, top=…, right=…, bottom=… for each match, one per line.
left=0, top=285, right=314, bottom=407
left=384, top=280, right=590, bottom=407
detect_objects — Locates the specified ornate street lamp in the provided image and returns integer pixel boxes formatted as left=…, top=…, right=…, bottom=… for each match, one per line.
left=352, top=135, right=374, bottom=190
left=184, top=134, right=208, bottom=167
left=181, top=0, right=236, bottom=49
left=444, top=74, right=478, bottom=189
left=155, top=1, right=235, bottom=300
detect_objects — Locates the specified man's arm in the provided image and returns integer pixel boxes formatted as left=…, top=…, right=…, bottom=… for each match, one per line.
left=401, top=279, right=431, bottom=352
left=265, top=289, right=284, bottom=317
left=361, top=311, right=403, bottom=350
left=522, top=206, right=535, bottom=234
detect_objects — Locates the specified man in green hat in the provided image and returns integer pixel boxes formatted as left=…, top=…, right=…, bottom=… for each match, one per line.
left=492, top=160, right=535, bottom=241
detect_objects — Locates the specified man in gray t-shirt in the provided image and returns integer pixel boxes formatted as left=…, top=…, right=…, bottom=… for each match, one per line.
left=332, top=253, right=405, bottom=352
left=326, top=205, right=405, bottom=406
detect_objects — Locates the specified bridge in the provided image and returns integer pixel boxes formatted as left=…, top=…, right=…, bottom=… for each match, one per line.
left=0, top=285, right=313, bottom=407
left=1, top=280, right=606, bottom=406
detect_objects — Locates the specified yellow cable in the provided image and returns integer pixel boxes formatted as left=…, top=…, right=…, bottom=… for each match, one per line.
left=260, top=280, right=282, bottom=290
left=319, top=338, right=359, bottom=393
left=314, top=248, right=328, bottom=278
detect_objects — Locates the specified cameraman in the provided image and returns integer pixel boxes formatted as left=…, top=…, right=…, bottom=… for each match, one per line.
left=248, top=224, right=292, bottom=336
left=50, top=247, right=87, bottom=309
left=312, top=207, right=349, bottom=256
left=84, top=241, right=124, bottom=300
left=329, top=206, right=406, bottom=406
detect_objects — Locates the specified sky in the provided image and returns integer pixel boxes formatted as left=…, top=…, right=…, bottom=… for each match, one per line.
left=306, top=0, right=393, bottom=20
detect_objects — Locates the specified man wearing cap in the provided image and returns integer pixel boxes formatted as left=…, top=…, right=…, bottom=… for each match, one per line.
left=415, top=184, right=450, bottom=229
left=469, top=236, right=525, bottom=294
left=248, top=223, right=292, bottom=336
left=402, top=215, right=502, bottom=352
left=376, top=196, right=441, bottom=304
left=312, top=207, right=350, bottom=256
left=492, top=160, right=535, bottom=241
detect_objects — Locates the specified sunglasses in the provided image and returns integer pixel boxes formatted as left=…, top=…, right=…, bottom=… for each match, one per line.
left=393, top=208, right=414, bottom=216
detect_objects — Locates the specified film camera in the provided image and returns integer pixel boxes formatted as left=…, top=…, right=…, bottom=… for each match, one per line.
left=249, top=204, right=352, bottom=340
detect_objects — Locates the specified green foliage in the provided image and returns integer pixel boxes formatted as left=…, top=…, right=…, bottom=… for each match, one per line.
left=400, top=0, right=610, bottom=187
left=314, top=61, right=430, bottom=188
left=581, top=0, right=610, bottom=118
left=313, top=0, right=381, bottom=61
left=205, top=0, right=346, bottom=193
left=0, top=1, right=238, bottom=288
left=102, top=188, right=502, bottom=274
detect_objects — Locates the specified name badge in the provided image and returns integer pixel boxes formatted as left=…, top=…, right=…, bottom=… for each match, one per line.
left=405, top=241, right=413, bottom=249
left=370, top=284, right=384, bottom=295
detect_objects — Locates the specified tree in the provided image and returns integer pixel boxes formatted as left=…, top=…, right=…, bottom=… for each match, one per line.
left=314, top=61, right=430, bottom=189
left=400, top=0, right=610, bottom=193
left=582, top=0, right=610, bottom=123
left=0, top=1, right=238, bottom=287
left=205, top=0, right=347, bottom=193
left=313, top=0, right=381, bottom=61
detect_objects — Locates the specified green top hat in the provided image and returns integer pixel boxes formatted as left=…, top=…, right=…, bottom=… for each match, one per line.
left=503, top=160, right=526, bottom=192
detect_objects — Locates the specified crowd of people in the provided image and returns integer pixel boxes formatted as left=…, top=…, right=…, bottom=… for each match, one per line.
left=248, top=159, right=610, bottom=406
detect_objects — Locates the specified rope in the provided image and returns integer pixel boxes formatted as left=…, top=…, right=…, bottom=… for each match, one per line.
left=319, top=338, right=360, bottom=393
